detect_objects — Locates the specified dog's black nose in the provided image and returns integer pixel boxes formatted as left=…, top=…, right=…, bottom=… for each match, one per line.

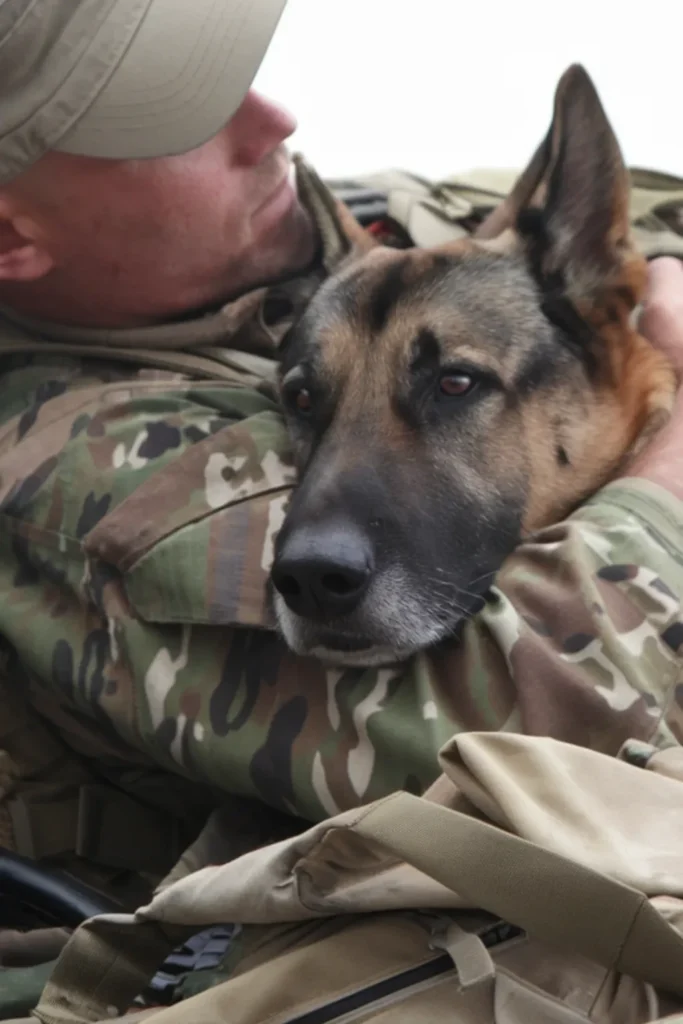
left=272, top=523, right=373, bottom=620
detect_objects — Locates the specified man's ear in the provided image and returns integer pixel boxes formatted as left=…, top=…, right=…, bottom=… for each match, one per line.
left=293, top=155, right=378, bottom=274
left=0, top=200, right=54, bottom=282
left=477, top=64, right=641, bottom=315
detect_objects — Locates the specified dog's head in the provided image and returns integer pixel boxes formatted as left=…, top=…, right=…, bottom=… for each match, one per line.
left=270, top=65, right=676, bottom=667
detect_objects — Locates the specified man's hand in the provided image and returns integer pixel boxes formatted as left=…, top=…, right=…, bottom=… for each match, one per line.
left=623, top=257, right=683, bottom=498
left=639, top=257, right=683, bottom=373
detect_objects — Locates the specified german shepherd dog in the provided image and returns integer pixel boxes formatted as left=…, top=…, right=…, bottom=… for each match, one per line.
left=270, top=65, right=676, bottom=668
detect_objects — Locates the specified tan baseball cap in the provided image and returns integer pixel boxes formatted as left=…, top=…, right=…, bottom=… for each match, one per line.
left=0, top=0, right=288, bottom=185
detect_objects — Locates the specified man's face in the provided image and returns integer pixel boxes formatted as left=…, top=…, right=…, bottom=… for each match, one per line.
left=0, top=91, right=316, bottom=327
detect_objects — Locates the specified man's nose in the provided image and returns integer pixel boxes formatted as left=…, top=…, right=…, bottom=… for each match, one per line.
left=227, top=90, right=297, bottom=166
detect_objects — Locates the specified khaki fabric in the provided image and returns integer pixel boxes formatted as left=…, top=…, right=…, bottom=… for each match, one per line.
left=29, top=734, right=683, bottom=1024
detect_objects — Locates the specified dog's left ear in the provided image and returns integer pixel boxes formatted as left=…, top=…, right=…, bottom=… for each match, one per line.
left=294, top=155, right=378, bottom=274
left=479, top=65, right=642, bottom=315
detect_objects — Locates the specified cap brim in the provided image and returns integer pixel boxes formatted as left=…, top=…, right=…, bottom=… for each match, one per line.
left=56, top=0, right=288, bottom=160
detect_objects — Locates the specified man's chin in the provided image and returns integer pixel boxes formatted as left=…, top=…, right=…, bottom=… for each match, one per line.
left=239, top=199, right=317, bottom=300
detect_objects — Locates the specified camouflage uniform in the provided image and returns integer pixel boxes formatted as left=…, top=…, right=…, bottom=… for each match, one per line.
left=0, top=159, right=682, bottom=926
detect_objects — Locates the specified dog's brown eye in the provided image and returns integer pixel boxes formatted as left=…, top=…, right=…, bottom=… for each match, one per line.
left=294, top=388, right=312, bottom=414
left=439, top=373, right=474, bottom=397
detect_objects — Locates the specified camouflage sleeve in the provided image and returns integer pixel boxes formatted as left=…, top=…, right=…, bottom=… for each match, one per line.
left=448, top=477, right=683, bottom=761
left=0, top=359, right=681, bottom=836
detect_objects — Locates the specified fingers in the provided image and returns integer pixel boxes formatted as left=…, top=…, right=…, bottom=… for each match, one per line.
left=639, top=257, right=683, bottom=370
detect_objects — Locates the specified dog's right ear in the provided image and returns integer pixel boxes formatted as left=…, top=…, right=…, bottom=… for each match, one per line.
left=294, top=156, right=378, bottom=274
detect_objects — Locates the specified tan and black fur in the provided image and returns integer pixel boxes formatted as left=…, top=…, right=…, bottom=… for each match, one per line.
left=270, top=65, right=676, bottom=667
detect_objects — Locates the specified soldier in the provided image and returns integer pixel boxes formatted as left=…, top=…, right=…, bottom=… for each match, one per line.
left=0, top=0, right=683, bottom=1013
